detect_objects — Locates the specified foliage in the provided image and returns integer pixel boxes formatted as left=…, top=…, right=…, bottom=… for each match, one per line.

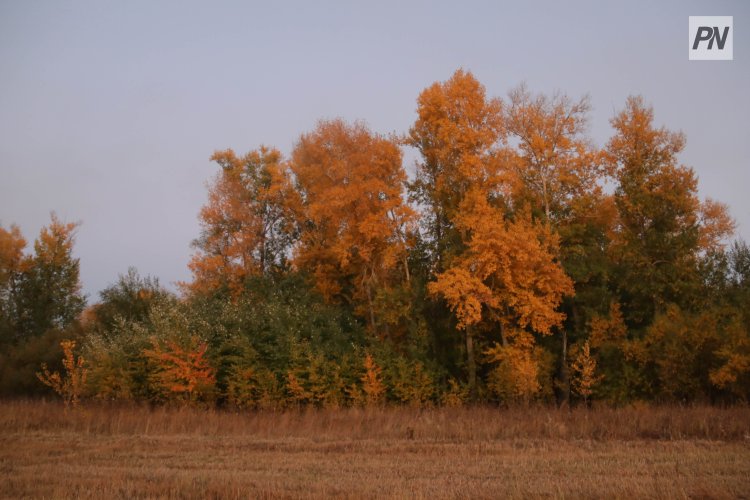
left=359, top=353, right=386, bottom=406
left=606, top=97, right=733, bottom=328
left=291, top=119, right=414, bottom=336
left=144, top=336, right=216, bottom=405
left=570, top=341, right=602, bottom=404
left=3, top=71, right=749, bottom=408
left=187, top=147, right=297, bottom=297
left=3, top=214, right=85, bottom=340
left=36, top=340, right=87, bottom=407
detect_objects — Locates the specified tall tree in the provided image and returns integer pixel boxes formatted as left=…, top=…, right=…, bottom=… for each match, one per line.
left=505, top=85, right=612, bottom=402
left=606, top=96, right=733, bottom=328
left=406, top=70, right=509, bottom=387
left=0, top=224, right=28, bottom=342
left=505, top=85, right=602, bottom=223
left=14, top=214, right=86, bottom=338
left=291, top=119, right=414, bottom=336
left=406, top=69, right=505, bottom=274
left=187, top=147, right=297, bottom=297
left=428, top=187, right=574, bottom=396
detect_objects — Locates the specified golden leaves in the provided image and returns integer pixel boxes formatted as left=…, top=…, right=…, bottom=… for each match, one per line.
left=429, top=188, right=573, bottom=336
left=34, top=213, right=80, bottom=268
left=360, top=353, right=386, bottom=406
left=291, top=119, right=414, bottom=332
left=570, top=341, right=603, bottom=402
left=143, top=337, right=215, bottom=403
left=428, top=267, right=494, bottom=329
left=37, top=340, right=88, bottom=407
left=187, top=147, right=296, bottom=297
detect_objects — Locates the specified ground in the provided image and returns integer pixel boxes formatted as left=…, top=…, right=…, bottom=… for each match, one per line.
left=1, top=402, right=749, bottom=498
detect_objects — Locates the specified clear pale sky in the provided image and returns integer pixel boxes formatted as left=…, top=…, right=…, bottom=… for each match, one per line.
left=1, top=0, right=748, bottom=300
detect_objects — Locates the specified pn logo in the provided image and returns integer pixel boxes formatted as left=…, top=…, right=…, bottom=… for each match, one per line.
left=689, top=16, right=733, bottom=60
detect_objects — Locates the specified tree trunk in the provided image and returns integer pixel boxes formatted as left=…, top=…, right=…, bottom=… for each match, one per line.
left=560, top=327, right=570, bottom=406
left=466, top=326, right=477, bottom=400
left=364, top=276, right=377, bottom=336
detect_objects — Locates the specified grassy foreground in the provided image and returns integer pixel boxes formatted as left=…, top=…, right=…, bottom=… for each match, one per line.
left=1, top=401, right=749, bottom=498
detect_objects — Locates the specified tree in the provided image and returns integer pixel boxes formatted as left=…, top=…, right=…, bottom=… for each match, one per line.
left=187, top=147, right=297, bottom=297
left=291, top=119, right=414, bottom=336
left=89, top=267, right=171, bottom=332
left=360, top=353, right=386, bottom=406
left=14, top=214, right=86, bottom=338
left=505, top=84, right=602, bottom=224
left=36, top=339, right=87, bottom=407
left=606, top=97, right=733, bottom=328
left=0, top=224, right=27, bottom=342
left=570, top=341, right=602, bottom=405
left=406, top=69, right=505, bottom=274
left=407, top=70, right=509, bottom=394
left=144, top=336, right=216, bottom=405
left=428, top=188, right=574, bottom=396
left=505, top=85, right=612, bottom=403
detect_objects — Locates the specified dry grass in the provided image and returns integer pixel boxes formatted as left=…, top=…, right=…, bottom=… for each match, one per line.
left=1, top=401, right=749, bottom=498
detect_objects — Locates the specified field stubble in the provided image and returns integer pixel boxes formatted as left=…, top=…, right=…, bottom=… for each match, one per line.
left=1, top=401, right=749, bottom=498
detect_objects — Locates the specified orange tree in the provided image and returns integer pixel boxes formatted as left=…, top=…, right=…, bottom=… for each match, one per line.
left=504, top=85, right=613, bottom=402
left=290, top=119, right=414, bottom=337
left=187, top=147, right=297, bottom=298
left=428, top=188, right=573, bottom=397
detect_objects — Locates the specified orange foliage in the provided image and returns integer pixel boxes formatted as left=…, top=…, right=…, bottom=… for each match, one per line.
left=360, top=353, right=386, bottom=406
left=0, top=224, right=27, bottom=282
left=588, top=302, right=627, bottom=349
left=407, top=69, right=507, bottom=270
left=36, top=340, right=88, bottom=407
left=699, top=198, right=735, bottom=252
left=186, top=147, right=296, bottom=297
left=429, top=188, right=574, bottom=336
left=144, top=337, right=215, bottom=402
left=505, top=85, right=602, bottom=223
left=291, top=119, right=414, bottom=333
left=34, top=213, right=81, bottom=270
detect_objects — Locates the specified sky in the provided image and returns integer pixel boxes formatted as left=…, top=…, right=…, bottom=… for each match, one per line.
left=1, top=0, right=748, bottom=300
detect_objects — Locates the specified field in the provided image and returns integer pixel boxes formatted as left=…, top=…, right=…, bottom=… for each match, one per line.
left=1, top=401, right=749, bottom=498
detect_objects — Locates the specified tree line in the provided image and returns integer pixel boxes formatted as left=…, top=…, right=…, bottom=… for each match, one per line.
left=1, top=70, right=748, bottom=407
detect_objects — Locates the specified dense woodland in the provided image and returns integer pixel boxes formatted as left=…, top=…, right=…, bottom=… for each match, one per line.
left=1, top=70, right=748, bottom=407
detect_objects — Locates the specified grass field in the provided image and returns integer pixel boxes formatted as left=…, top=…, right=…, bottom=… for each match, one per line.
left=1, top=401, right=749, bottom=498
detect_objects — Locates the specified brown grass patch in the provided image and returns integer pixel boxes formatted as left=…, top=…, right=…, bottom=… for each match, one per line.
left=1, top=401, right=749, bottom=498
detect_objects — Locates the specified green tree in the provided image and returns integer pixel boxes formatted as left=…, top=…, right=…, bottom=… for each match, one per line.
left=606, top=96, right=733, bottom=329
left=14, top=214, right=86, bottom=338
left=89, top=267, right=170, bottom=332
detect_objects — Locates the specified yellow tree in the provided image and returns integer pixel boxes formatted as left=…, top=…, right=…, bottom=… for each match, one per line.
left=429, top=187, right=574, bottom=395
left=570, top=341, right=602, bottom=405
left=290, top=119, right=414, bottom=335
left=505, top=85, right=602, bottom=223
left=187, top=147, right=297, bottom=297
left=407, top=69, right=505, bottom=272
left=505, top=85, right=612, bottom=402
left=360, top=353, right=386, bottom=406
left=37, top=340, right=88, bottom=407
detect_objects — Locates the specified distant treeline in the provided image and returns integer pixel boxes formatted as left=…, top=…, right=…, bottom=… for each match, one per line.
left=1, top=70, right=748, bottom=407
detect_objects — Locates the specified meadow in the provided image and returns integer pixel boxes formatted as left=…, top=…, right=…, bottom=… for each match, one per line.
left=1, top=401, right=749, bottom=498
